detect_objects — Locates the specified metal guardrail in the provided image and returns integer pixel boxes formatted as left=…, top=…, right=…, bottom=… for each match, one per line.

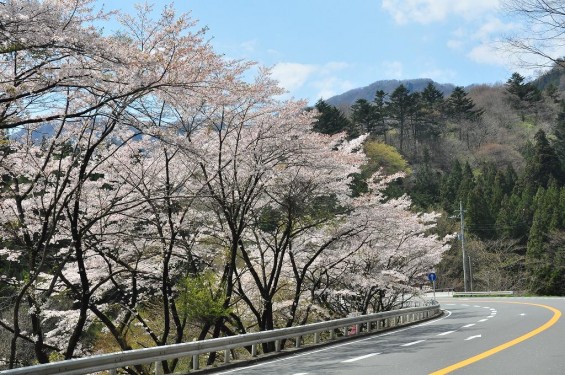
left=453, top=291, right=514, bottom=297
left=1, top=303, right=441, bottom=375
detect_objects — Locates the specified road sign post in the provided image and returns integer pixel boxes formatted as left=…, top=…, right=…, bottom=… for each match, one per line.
left=428, top=273, right=437, bottom=300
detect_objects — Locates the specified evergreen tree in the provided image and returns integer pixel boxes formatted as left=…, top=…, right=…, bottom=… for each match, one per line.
left=312, top=99, right=352, bottom=135
left=387, top=84, right=414, bottom=152
left=552, top=101, right=565, bottom=165
left=526, top=186, right=559, bottom=294
left=496, top=193, right=527, bottom=240
left=545, top=230, right=565, bottom=295
left=505, top=72, right=543, bottom=121
left=490, top=171, right=506, bottom=219
left=457, top=162, right=475, bottom=205
left=372, top=90, right=389, bottom=141
left=417, top=82, right=445, bottom=140
left=409, top=149, right=441, bottom=209
left=446, top=87, right=482, bottom=146
left=506, top=72, right=542, bottom=105
left=350, top=98, right=376, bottom=136
left=440, top=160, right=463, bottom=212
left=421, top=82, right=445, bottom=109
left=466, top=181, right=496, bottom=240
left=522, top=129, right=563, bottom=189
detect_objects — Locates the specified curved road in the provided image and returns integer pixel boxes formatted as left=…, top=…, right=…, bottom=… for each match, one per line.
left=213, top=297, right=565, bottom=374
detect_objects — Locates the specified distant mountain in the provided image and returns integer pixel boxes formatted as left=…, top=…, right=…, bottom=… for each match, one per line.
left=326, top=78, right=457, bottom=109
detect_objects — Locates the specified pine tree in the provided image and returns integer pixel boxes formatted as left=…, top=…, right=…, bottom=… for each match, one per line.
left=387, top=84, right=414, bottom=152
left=457, top=162, right=475, bottom=205
left=466, top=181, right=496, bottom=240
left=373, top=90, right=389, bottom=141
left=552, top=101, right=565, bottom=165
left=440, top=160, right=463, bottom=212
left=312, top=99, right=352, bottom=135
left=446, top=86, right=482, bottom=146
left=409, top=149, right=441, bottom=209
left=522, top=129, right=564, bottom=189
left=417, top=82, right=445, bottom=140
left=351, top=98, right=376, bottom=136
left=505, top=72, right=543, bottom=122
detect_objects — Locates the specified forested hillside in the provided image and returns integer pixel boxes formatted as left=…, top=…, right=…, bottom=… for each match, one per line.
left=312, top=67, right=565, bottom=295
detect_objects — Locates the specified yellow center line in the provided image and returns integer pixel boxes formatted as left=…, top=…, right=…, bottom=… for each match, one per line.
left=429, top=301, right=561, bottom=375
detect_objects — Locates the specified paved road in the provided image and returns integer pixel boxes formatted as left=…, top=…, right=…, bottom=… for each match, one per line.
left=212, top=297, right=565, bottom=374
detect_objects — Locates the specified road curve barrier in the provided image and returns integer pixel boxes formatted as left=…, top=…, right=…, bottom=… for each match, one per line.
left=1, top=302, right=441, bottom=375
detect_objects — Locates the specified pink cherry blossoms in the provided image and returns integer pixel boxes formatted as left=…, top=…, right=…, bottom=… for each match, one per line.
left=0, top=0, right=452, bottom=371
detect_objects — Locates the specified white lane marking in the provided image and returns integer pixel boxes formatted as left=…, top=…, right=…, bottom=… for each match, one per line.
left=342, top=353, right=380, bottom=363
left=445, top=304, right=456, bottom=306
left=520, top=313, right=526, bottom=316
left=465, top=334, right=482, bottom=341
left=478, top=319, right=488, bottom=322
left=215, top=311, right=453, bottom=373
left=474, top=305, right=481, bottom=308
left=461, top=304, right=470, bottom=306
left=437, top=331, right=455, bottom=336
left=462, top=324, right=475, bottom=328
left=487, top=315, right=494, bottom=318
left=483, top=306, right=490, bottom=309
left=292, top=373, right=309, bottom=375
left=402, top=340, right=426, bottom=347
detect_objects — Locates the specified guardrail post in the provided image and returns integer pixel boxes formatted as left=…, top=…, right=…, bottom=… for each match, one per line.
left=154, top=361, right=163, bottom=375
left=355, top=323, right=360, bottom=335
left=252, top=343, right=257, bottom=357
left=314, top=332, right=320, bottom=344
left=330, top=329, right=336, bottom=340
left=224, top=349, right=230, bottom=364
left=296, top=336, right=301, bottom=348
left=275, top=339, right=281, bottom=352
left=192, top=353, right=199, bottom=371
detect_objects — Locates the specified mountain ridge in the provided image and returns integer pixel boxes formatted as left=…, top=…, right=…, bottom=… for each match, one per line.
left=326, top=78, right=457, bottom=108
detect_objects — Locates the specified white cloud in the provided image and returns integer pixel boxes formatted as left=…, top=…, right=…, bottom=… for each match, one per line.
left=468, top=42, right=510, bottom=67
left=313, top=77, right=355, bottom=101
left=473, top=17, right=517, bottom=41
left=320, top=61, right=350, bottom=74
left=381, top=61, right=404, bottom=79
left=270, top=61, right=354, bottom=102
left=381, top=0, right=500, bottom=25
left=271, top=62, right=317, bottom=92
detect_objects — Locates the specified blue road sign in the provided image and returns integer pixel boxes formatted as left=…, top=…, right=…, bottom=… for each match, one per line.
left=428, top=272, right=437, bottom=282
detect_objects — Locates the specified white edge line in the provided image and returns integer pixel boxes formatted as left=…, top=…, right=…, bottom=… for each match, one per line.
left=437, top=330, right=455, bottom=336
left=216, top=310, right=453, bottom=373
left=341, top=352, right=380, bottom=363
left=401, top=339, right=426, bottom=347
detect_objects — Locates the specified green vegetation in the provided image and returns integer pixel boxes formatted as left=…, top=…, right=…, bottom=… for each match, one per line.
left=316, top=66, right=565, bottom=295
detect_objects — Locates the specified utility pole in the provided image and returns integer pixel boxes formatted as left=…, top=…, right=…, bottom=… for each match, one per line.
left=468, top=255, right=473, bottom=292
left=458, top=201, right=468, bottom=292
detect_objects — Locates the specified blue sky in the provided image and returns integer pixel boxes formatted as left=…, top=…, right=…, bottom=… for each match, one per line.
left=100, top=0, right=546, bottom=105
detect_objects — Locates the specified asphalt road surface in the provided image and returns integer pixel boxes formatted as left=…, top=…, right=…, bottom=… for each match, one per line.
left=212, top=297, right=565, bottom=374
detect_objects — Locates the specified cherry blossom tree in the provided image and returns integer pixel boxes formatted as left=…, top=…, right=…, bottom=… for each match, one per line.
left=310, top=177, right=453, bottom=316
left=0, top=1, right=453, bottom=371
left=0, top=0, right=249, bottom=368
left=230, top=133, right=367, bottom=351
